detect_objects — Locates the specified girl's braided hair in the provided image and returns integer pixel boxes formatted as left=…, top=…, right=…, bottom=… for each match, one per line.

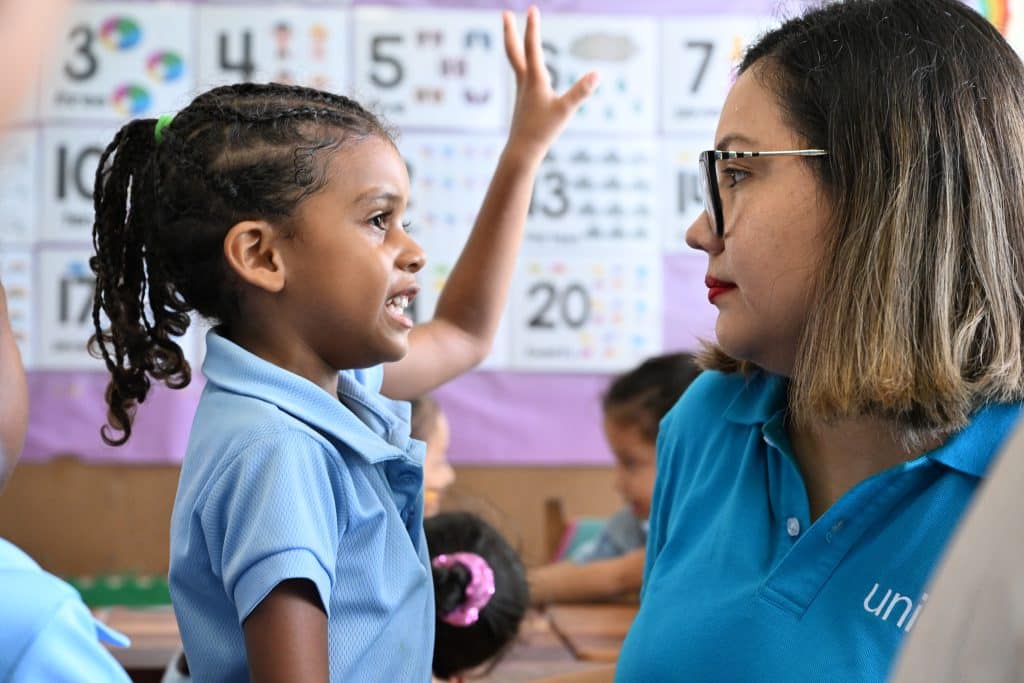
left=89, top=82, right=391, bottom=445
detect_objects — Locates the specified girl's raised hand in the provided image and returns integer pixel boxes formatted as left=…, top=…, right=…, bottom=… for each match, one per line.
left=502, top=6, right=599, bottom=163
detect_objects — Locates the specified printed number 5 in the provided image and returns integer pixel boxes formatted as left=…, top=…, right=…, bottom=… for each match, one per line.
left=370, top=35, right=404, bottom=88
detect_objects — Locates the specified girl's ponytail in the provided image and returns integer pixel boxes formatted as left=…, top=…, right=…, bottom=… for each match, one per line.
left=89, top=118, right=191, bottom=446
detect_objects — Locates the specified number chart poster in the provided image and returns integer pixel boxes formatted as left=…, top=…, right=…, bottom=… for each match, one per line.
left=6, top=0, right=1016, bottom=466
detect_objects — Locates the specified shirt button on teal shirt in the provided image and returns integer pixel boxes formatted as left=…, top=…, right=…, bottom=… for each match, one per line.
left=617, top=370, right=1023, bottom=682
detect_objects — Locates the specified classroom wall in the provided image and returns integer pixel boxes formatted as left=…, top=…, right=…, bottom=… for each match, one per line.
left=0, top=460, right=619, bottom=574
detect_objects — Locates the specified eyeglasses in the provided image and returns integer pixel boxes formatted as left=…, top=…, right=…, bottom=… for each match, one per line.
left=699, top=149, right=829, bottom=237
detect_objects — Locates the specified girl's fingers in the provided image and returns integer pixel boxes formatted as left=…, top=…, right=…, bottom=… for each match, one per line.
left=502, top=11, right=526, bottom=76
left=560, top=72, right=600, bottom=111
left=524, top=6, right=548, bottom=83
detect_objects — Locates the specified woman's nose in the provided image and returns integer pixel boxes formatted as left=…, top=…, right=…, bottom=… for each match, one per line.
left=685, top=210, right=723, bottom=254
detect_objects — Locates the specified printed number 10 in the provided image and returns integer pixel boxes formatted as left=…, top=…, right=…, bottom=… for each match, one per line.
left=56, top=145, right=103, bottom=201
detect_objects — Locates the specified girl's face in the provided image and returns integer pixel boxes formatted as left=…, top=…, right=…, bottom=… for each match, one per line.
left=603, top=417, right=656, bottom=519
left=423, top=411, right=455, bottom=517
left=278, top=136, right=426, bottom=371
left=685, top=66, right=832, bottom=377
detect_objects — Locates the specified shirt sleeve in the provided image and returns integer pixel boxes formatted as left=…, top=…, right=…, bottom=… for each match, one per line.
left=573, top=508, right=646, bottom=563
left=9, top=598, right=131, bottom=683
left=201, top=433, right=346, bottom=625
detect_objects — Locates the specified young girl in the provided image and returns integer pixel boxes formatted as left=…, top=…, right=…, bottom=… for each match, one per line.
left=427, top=511, right=528, bottom=682
left=527, top=353, right=700, bottom=605
left=88, top=8, right=596, bottom=682
left=411, top=395, right=455, bottom=518
left=614, top=0, right=1024, bottom=681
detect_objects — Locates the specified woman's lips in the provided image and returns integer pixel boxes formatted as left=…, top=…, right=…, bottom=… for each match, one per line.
left=705, top=275, right=737, bottom=303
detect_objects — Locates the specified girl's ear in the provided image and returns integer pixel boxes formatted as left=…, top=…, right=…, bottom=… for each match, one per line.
left=223, top=220, right=287, bottom=293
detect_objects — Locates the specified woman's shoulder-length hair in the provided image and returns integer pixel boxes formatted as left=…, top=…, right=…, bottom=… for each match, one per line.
left=701, top=0, right=1024, bottom=445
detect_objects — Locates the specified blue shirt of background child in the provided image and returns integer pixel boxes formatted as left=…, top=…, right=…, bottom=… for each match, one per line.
left=0, top=538, right=130, bottom=682
left=169, top=330, right=432, bottom=682
left=570, top=507, right=647, bottom=564
left=616, top=370, right=1022, bottom=682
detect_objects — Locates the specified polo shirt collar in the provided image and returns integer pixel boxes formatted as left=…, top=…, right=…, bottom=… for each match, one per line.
left=924, top=402, right=1023, bottom=478
left=722, top=372, right=788, bottom=426
left=201, top=329, right=416, bottom=465
left=721, top=369, right=1021, bottom=479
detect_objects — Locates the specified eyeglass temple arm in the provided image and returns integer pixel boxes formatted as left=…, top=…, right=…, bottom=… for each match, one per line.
left=713, top=149, right=828, bottom=159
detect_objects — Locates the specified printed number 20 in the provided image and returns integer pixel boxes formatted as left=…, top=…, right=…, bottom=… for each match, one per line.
left=528, top=281, right=590, bottom=329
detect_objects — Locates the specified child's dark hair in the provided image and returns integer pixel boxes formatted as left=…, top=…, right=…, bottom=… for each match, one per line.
left=602, top=352, right=701, bottom=441
left=426, top=511, right=528, bottom=679
left=89, top=83, right=391, bottom=446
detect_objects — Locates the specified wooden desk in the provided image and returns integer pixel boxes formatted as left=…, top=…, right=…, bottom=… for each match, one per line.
left=545, top=605, right=638, bottom=663
left=94, top=605, right=179, bottom=683
left=482, top=610, right=609, bottom=682
left=93, top=605, right=610, bottom=682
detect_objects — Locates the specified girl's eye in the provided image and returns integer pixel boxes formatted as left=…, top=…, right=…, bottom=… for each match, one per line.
left=722, top=167, right=750, bottom=188
left=370, top=214, right=389, bottom=230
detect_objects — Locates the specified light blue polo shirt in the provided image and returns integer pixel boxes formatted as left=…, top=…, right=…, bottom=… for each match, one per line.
left=616, top=370, right=1022, bottom=682
left=0, top=538, right=130, bottom=682
left=169, top=330, right=433, bottom=682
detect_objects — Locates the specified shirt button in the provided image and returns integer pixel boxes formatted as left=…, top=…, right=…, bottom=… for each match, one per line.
left=786, top=517, right=801, bottom=537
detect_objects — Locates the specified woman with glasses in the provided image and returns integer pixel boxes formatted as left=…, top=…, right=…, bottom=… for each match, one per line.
left=611, top=0, right=1024, bottom=681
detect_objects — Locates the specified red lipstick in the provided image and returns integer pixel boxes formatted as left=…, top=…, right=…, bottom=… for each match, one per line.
left=705, top=275, right=736, bottom=303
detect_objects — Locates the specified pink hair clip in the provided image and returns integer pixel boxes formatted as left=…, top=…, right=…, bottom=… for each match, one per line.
left=431, top=552, right=496, bottom=627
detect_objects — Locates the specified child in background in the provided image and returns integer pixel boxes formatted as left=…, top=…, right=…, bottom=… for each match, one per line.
left=528, top=353, right=700, bottom=605
left=427, top=511, right=529, bottom=682
left=0, top=281, right=130, bottom=681
left=412, top=395, right=456, bottom=517
left=88, top=7, right=595, bottom=681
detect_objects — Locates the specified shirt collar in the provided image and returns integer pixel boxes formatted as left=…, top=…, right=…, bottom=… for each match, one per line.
left=201, top=329, right=420, bottom=466
left=722, top=371, right=788, bottom=426
left=924, top=402, right=1023, bottom=478
left=721, top=369, right=1021, bottom=478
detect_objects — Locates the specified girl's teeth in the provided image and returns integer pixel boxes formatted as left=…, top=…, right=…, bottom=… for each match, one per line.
left=387, top=295, right=408, bottom=312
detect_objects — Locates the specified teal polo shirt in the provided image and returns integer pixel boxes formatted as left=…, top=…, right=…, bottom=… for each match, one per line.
left=169, top=330, right=433, bottom=682
left=617, top=370, right=1022, bottom=682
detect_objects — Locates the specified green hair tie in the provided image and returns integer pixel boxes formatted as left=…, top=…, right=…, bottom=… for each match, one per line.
left=154, top=113, right=175, bottom=144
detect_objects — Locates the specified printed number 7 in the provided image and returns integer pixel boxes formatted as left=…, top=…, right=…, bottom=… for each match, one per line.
left=685, top=40, right=713, bottom=94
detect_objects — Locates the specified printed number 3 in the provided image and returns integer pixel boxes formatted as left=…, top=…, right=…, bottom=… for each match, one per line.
left=65, top=25, right=98, bottom=81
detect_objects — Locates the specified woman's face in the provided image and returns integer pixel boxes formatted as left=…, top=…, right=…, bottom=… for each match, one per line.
left=686, top=66, right=832, bottom=377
